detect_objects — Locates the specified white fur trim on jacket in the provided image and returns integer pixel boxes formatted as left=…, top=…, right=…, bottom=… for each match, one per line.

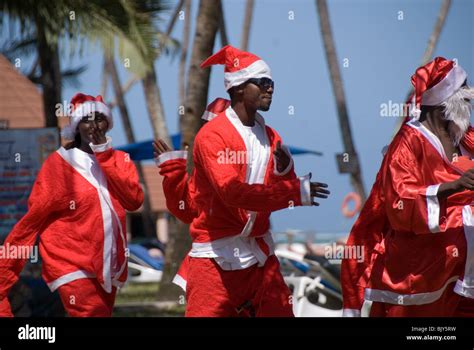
left=89, top=136, right=113, bottom=153
left=299, top=173, right=312, bottom=206
left=155, top=150, right=188, bottom=167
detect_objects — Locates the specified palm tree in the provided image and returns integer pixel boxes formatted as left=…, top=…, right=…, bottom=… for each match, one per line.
left=179, top=0, right=192, bottom=110
left=0, top=36, right=87, bottom=90
left=140, top=0, right=185, bottom=148
left=315, top=0, right=366, bottom=202
left=218, top=0, right=229, bottom=46
left=157, top=0, right=221, bottom=301
left=394, top=0, right=452, bottom=134
left=241, top=0, right=254, bottom=51
left=0, top=0, right=159, bottom=127
left=104, top=54, right=156, bottom=237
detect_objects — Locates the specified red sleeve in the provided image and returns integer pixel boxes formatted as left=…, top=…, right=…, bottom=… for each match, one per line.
left=382, top=136, right=447, bottom=235
left=93, top=144, right=144, bottom=212
left=0, top=297, right=13, bottom=317
left=460, top=126, right=474, bottom=153
left=156, top=151, right=197, bottom=224
left=194, top=130, right=308, bottom=212
left=0, top=157, right=60, bottom=302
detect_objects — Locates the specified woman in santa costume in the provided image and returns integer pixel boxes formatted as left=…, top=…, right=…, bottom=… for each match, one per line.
left=0, top=93, right=144, bottom=317
left=341, top=57, right=474, bottom=317
left=154, top=45, right=331, bottom=317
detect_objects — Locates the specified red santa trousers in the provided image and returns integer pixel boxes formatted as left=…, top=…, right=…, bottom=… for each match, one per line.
left=58, top=278, right=116, bottom=317
left=369, top=281, right=461, bottom=317
left=185, top=255, right=294, bottom=317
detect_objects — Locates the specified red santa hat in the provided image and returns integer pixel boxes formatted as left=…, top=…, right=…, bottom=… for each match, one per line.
left=201, top=97, right=231, bottom=121
left=61, top=93, right=113, bottom=140
left=410, top=57, right=467, bottom=117
left=200, top=45, right=272, bottom=91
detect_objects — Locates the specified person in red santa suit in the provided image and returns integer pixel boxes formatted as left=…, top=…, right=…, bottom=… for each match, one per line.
left=0, top=93, right=144, bottom=317
left=341, top=57, right=474, bottom=317
left=153, top=98, right=230, bottom=292
left=153, top=45, right=330, bottom=317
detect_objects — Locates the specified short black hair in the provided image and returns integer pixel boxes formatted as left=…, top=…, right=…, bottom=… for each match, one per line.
left=228, top=87, right=235, bottom=99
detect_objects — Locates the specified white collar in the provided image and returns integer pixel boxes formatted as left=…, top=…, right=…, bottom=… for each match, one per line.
left=406, top=118, right=470, bottom=173
left=226, top=106, right=266, bottom=129
left=56, top=147, right=104, bottom=188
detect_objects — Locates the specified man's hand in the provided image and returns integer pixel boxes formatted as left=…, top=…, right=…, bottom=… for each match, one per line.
left=90, top=127, right=107, bottom=145
left=273, top=141, right=291, bottom=173
left=454, top=169, right=474, bottom=191
left=439, top=168, right=474, bottom=199
left=153, top=139, right=172, bottom=158
left=310, top=181, right=330, bottom=206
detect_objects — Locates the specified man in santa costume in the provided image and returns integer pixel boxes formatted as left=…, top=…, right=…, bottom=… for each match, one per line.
left=0, top=93, right=144, bottom=317
left=341, top=57, right=474, bottom=317
left=154, top=45, right=330, bottom=317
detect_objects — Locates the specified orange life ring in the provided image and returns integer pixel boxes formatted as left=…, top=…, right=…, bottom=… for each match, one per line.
left=341, top=192, right=362, bottom=218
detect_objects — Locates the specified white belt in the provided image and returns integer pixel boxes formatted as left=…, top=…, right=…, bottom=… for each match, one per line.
left=189, top=232, right=274, bottom=271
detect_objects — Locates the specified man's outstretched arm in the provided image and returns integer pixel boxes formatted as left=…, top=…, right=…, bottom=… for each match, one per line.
left=194, top=131, right=329, bottom=212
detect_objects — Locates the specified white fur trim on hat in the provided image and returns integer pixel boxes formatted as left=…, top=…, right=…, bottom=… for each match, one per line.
left=61, top=101, right=113, bottom=140
left=224, top=60, right=272, bottom=91
left=422, top=64, right=467, bottom=106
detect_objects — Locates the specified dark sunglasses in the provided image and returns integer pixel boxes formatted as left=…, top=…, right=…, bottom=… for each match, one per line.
left=246, top=77, right=274, bottom=90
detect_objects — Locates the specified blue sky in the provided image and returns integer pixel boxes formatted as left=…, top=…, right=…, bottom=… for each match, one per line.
left=7, top=0, right=472, bottom=236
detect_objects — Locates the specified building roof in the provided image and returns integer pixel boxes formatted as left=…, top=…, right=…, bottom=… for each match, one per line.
left=0, top=54, right=45, bottom=128
left=0, top=54, right=168, bottom=213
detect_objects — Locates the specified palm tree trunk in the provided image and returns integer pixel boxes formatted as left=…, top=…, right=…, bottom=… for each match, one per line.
left=157, top=0, right=221, bottom=301
left=142, top=69, right=172, bottom=146
left=35, top=16, right=61, bottom=128
left=218, top=0, right=229, bottom=46
left=105, top=54, right=156, bottom=238
left=315, top=0, right=366, bottom=202
left=394, top=0, right=452, bottom=134
left=179, top=0, right=192, bottom=109
left=100, top=59, right=109, bottom=98
left=141, top=0, right=186, bottom=149
left=241, top=0, right=254, bottom=51
left=180, top=0, right=220, bottom=150
left=421, top=0, right=451, bottom=65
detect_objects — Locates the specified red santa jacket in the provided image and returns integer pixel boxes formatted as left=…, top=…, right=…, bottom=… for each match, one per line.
left=190, top=108, right=310, bottom=242
left=341, top=119, right=474, bottom=316
left=157, top=108, right=310, bottom=244
left=0, top=138, right=144, bottom=302
left=157, top=107, right=310, bottom=289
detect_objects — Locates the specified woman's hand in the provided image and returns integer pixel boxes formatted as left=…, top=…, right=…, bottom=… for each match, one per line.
left=90, top=127, right=107, bottom=145
left=153, top=139, right=172, bottom=158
